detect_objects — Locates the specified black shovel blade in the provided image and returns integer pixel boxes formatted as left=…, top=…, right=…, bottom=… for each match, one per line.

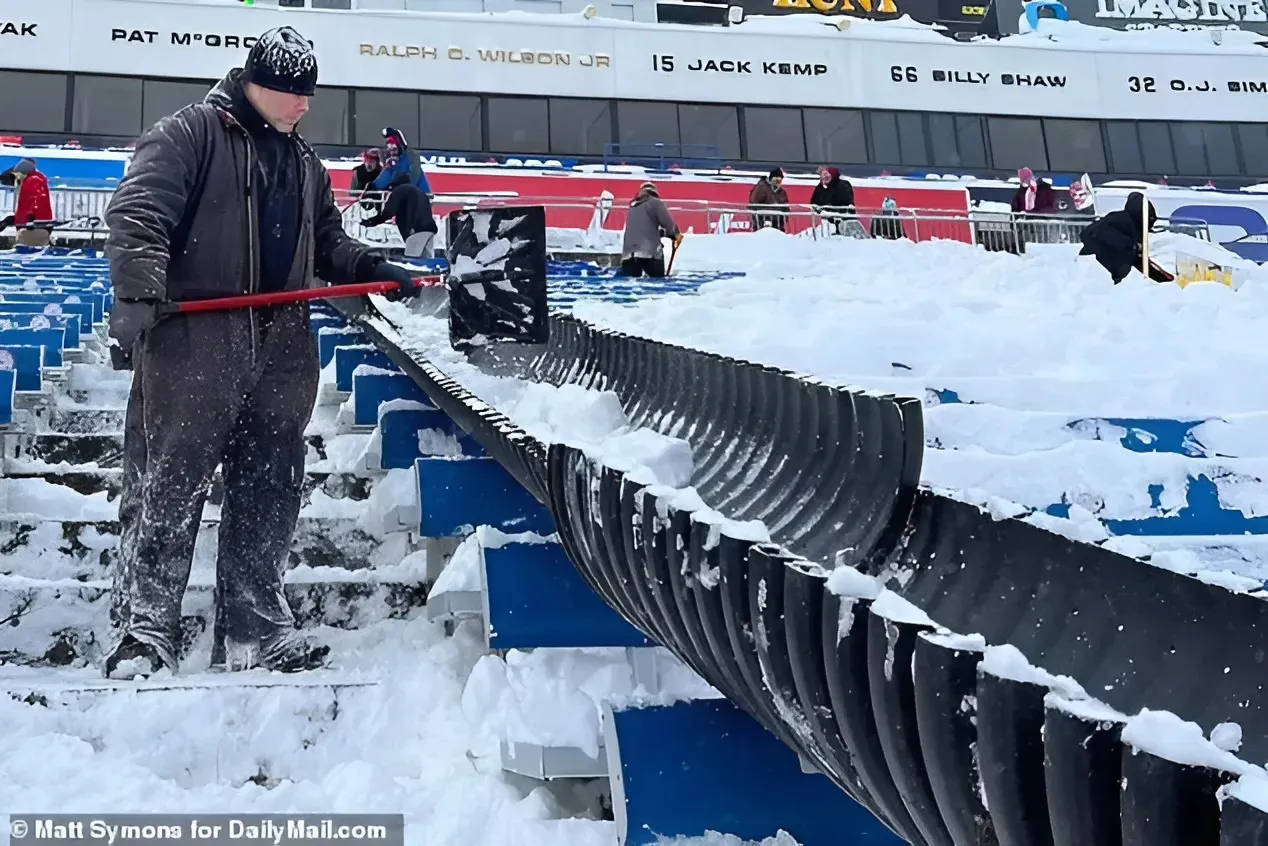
left=445, top=205, right=548, bottom=348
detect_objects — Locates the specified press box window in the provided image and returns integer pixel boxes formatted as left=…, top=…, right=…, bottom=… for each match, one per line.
left=353, top=90, right=420, bottom=148
left=677, top=104, right=741, bottom=161
left=548, top=98, right=612, bottom=157
left=802, top=109, right=868, bottom=164
left=987, top=117, right=1047, bottom=171
left=1042, top=119, right=1106, bottom=174
left=616, top=100, right=680, bottom=149
left=419, top=94, right=483, bottom=154
left=743, top=107, right=807, bottom=163
left=72, top=75, right=143, bottom=139
left=487, top=97, right=550, bottom=155
left=0, top=71, right=68, bottom=135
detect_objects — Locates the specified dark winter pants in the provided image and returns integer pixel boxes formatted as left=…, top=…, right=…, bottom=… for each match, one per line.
left=620, top=256, right=666, bottom=278
left=112, top=305, right=318, bottom=668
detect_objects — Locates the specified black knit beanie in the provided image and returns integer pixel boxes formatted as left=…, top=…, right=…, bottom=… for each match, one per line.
left=243, top=27, right=318, bottom=97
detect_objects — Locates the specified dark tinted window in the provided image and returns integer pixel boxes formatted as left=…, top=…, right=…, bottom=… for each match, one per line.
left=548, top=98, right=611, bottom=156
left=1042, top=119, right=1106, bottom=173
left=743, top=107, right=806, bottom=163
left=487, top=97, right=549, bottom=154
left=870, top=111, right=928, bottom=167
left=677, top=104, right=740, bottom=160
left=353, top=90, right=419, bottom=147
left=616, top=101, right=679, bottom=147
left=419, top=94, right=481, bottom=154
left=1104, top=122, right=1143, bottom=174
left=71, top=75, right=142, bottom=138
left=802, top=108, right=867, bottom=164
left=987, top=117, right=1047, bottom=170
left=0, top=72, right=68, bottom=134
left=1137, top=121, right=1175, bottom=175
left=1203, top=123, right=1239, bottom=175
left=299, top=87, right=348, bottom=145
left=142, top=80, right=212, bottom=130
left=1169, top=122, right=1238, bottom=175
left=927, top=114, right=987, bottom=168
left=1238, top=124, right=1268, bottom=176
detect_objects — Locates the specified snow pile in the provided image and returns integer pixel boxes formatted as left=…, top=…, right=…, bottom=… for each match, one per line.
left=371, top=298, right=768, bottom=543
left=565, top=229, right=1268, bottom=582
left=0, top=618, right=616, bottom=846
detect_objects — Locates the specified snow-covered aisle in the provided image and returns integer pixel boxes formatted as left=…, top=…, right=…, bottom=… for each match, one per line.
left=1, top=616, right=616, bottom=845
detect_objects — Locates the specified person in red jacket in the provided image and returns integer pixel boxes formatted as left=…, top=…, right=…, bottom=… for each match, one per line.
left=0, top=159, right=53, bottom=247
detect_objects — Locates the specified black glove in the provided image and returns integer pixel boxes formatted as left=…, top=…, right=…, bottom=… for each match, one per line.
left=107, top=299, right=159, bottom=370
left=0, top=215, right=13, bottom=230
left=373, top=261, right=424, bottom=302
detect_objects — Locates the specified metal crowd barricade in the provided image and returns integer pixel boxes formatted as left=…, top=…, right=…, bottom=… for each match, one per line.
left=1, top=187, right=113, bottom=245
left=35, top=187, right=1213, bottom=259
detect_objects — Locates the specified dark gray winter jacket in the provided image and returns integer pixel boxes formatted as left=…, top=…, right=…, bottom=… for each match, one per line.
left=105, top=69, right=378, bottom=303
left=622, top=187, right=679, bottom=260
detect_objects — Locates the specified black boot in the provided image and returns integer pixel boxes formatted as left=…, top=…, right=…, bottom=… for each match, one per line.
left=219, top=633, right=330, bottom=673
left=103, top=633, right=173, bottom=679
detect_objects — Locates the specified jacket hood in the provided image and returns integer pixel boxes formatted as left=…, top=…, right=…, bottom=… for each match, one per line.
left=0, top=158, right=37, bottom=186
left=1123, top=191, right=1157, bottom=229
left=383, top=127, right=409, bottom=149
left=205, top=69, right=271, bottom=134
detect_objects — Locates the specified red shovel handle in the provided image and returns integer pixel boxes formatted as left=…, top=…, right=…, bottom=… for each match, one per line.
left=167, top=277, right=443, bottom=314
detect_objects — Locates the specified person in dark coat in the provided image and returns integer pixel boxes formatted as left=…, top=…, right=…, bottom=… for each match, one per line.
left=748, top=168, right=790, bottom=232
left=810, top=166, right=856, bottom=236
left=373, top=127, right=432, bottom=195
left=349, top=148, right=382, bottom=211
left=1078, top=191, right=1170, bottom=284
left=810, top=167, right=854, bottom=210
left=102, top=26, right=423, bottom=679
left=362, top=183, right=438, bottom=257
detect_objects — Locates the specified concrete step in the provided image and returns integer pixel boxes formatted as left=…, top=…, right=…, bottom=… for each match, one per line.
left=0, top=567, right=429, bottom=668
left=4, top=433, right=122, bottom=468
left=0, top=666, right=379, bottom=702
left=0, top=516, right=413, bottom=582
left=42, top=405, right=127, bottom=435
left=0, top=468, right=377, bottom=503
left=2, top=431, right=376, bottom=471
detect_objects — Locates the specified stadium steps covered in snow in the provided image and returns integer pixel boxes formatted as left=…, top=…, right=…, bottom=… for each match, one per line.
left=339, top=298, right=1268, bottom=844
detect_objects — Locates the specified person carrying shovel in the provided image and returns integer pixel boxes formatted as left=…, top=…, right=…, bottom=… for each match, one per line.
left=101, top=26, right=424, bottom=679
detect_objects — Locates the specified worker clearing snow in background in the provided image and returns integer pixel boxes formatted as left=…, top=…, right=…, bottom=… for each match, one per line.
left=373, top=127, right=433, bottom=196
left=1078, top=191, right=1173, bottom=284
left=362, top=182, right=439, bottom=258
left=620, top=182, right=680, bottom=277
left=0, top=158, right=54, bottom=247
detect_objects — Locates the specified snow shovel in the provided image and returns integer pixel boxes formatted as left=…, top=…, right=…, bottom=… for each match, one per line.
left=666, top=232, right=685, bottom=276
left=109, top=277, right=444, bottom=370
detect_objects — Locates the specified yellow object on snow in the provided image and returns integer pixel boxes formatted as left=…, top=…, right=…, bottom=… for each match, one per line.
left=1174, top=255, right=1234, bottom=289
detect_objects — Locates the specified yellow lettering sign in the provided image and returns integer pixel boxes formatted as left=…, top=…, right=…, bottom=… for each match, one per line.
left=772, top=0, right=895, bottom=13
left=360, top=44, right=611, bottom=68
